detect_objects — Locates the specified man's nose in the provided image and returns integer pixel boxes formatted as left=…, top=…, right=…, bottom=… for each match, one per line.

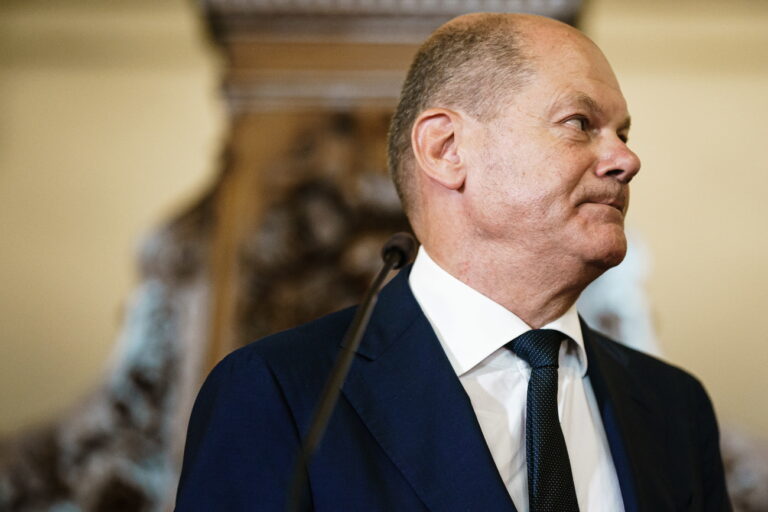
left=595, top=138, right=641, bottom=184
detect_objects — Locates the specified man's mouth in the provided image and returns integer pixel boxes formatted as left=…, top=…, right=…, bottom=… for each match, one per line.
left=602, top=200, right=625, bottom=213
left=582, top=197, right=626, bottom=214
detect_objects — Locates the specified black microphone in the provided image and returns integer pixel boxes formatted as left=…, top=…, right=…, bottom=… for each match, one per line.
left=286, top=232, right=417, bottom=512
left=381, top=231, right=418, bottom=270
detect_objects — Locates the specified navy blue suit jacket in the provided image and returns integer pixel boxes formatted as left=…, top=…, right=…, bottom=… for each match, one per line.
left=175, top=267, right=730, bottom=511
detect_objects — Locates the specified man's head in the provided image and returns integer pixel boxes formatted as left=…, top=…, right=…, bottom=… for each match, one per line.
left=387, top=13, right=640, bottom=279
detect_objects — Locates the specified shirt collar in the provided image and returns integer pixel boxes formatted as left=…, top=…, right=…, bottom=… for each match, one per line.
left=408, top=246, right=587, bottom=377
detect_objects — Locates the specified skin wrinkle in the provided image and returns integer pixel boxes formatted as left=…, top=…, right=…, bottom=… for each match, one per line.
left=408, top=14, right=641, bottom=328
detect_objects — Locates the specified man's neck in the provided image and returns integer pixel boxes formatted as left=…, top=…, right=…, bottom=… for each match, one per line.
left=424, top=243, right=601, bottom=329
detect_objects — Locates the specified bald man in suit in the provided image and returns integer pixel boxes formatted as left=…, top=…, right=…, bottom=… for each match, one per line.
left=176, top=13, right=730, bottom=512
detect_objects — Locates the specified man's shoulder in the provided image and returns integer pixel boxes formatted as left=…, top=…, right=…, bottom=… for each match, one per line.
left=587, top=328, right=721, bottom=438
left=257, top=306, right=355, bottom=351
left=219, top=305, right=358, bottom=382
left=587, top=327, right=706, bottom=393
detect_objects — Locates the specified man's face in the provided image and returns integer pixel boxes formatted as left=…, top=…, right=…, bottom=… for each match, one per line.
left=461, top=34, right=641, bottom=271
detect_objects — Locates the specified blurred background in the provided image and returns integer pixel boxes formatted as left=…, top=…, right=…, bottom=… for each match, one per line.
left=1, top=0, right=766, bottom=510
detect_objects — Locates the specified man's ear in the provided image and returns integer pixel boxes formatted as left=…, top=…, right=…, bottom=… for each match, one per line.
left=411, top=108, right=466, bottom=190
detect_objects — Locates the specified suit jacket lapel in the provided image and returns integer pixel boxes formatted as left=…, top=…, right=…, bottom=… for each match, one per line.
left=582, top=322, right=677, bottom=512
left=342, top=268, right=517, bottom=512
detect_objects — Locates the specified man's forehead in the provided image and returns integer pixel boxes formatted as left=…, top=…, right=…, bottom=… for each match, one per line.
left=518, top=32, right=631, bottom=125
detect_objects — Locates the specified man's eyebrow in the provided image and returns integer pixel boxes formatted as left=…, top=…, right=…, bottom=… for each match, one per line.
left=574, top=93, right=603, bottom=117
left=574, top=92, right=632, bottom=131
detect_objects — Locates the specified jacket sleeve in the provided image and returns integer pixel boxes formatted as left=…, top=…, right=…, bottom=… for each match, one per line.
left=174, top=349, right=309, bottom=511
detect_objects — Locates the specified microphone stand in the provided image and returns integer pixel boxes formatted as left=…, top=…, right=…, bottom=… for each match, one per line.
left=285, top=232, right=416, bottom=512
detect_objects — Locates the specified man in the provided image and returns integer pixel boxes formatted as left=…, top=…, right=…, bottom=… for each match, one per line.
left=175, top=13, right=730, bottom=511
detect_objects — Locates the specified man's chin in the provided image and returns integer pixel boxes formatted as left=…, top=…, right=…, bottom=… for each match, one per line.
left=597, top=246, right=627, bottom=269
left=580, top=229, right=628, bottom=271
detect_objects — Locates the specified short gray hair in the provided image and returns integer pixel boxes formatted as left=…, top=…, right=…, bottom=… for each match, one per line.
left=387, top=14, right=534, bottom=217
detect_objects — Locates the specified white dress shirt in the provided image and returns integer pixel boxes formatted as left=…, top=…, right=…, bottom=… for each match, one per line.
left=409, top=247, right=624, bottom=512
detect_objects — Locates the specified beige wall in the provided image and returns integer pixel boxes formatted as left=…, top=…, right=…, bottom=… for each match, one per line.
left=0, top=0, right=224, bottom=434
left=1, top=0, right=767, bottom=440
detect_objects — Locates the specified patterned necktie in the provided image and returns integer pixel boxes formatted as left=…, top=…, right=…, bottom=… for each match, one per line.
left=506, top=329, right=580, bottom=512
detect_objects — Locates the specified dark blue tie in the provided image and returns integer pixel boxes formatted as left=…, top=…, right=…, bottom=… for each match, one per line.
left=507, top=329, right=580, bottom=512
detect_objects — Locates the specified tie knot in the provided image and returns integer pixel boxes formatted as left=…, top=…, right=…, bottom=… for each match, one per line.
left=506, top=329, right=564, bottom=369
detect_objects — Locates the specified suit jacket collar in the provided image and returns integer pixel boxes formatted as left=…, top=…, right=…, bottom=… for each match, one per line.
left=342, top=266, right=517, bottom=511
left=582, top=320, right=680, bottom=512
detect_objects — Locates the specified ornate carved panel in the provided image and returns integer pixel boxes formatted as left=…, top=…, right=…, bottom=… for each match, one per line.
left=203, top=0, right=583, bottom=43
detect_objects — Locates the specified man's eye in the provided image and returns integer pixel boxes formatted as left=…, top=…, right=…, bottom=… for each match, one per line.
left=564, top=116, right=588, bottom=131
